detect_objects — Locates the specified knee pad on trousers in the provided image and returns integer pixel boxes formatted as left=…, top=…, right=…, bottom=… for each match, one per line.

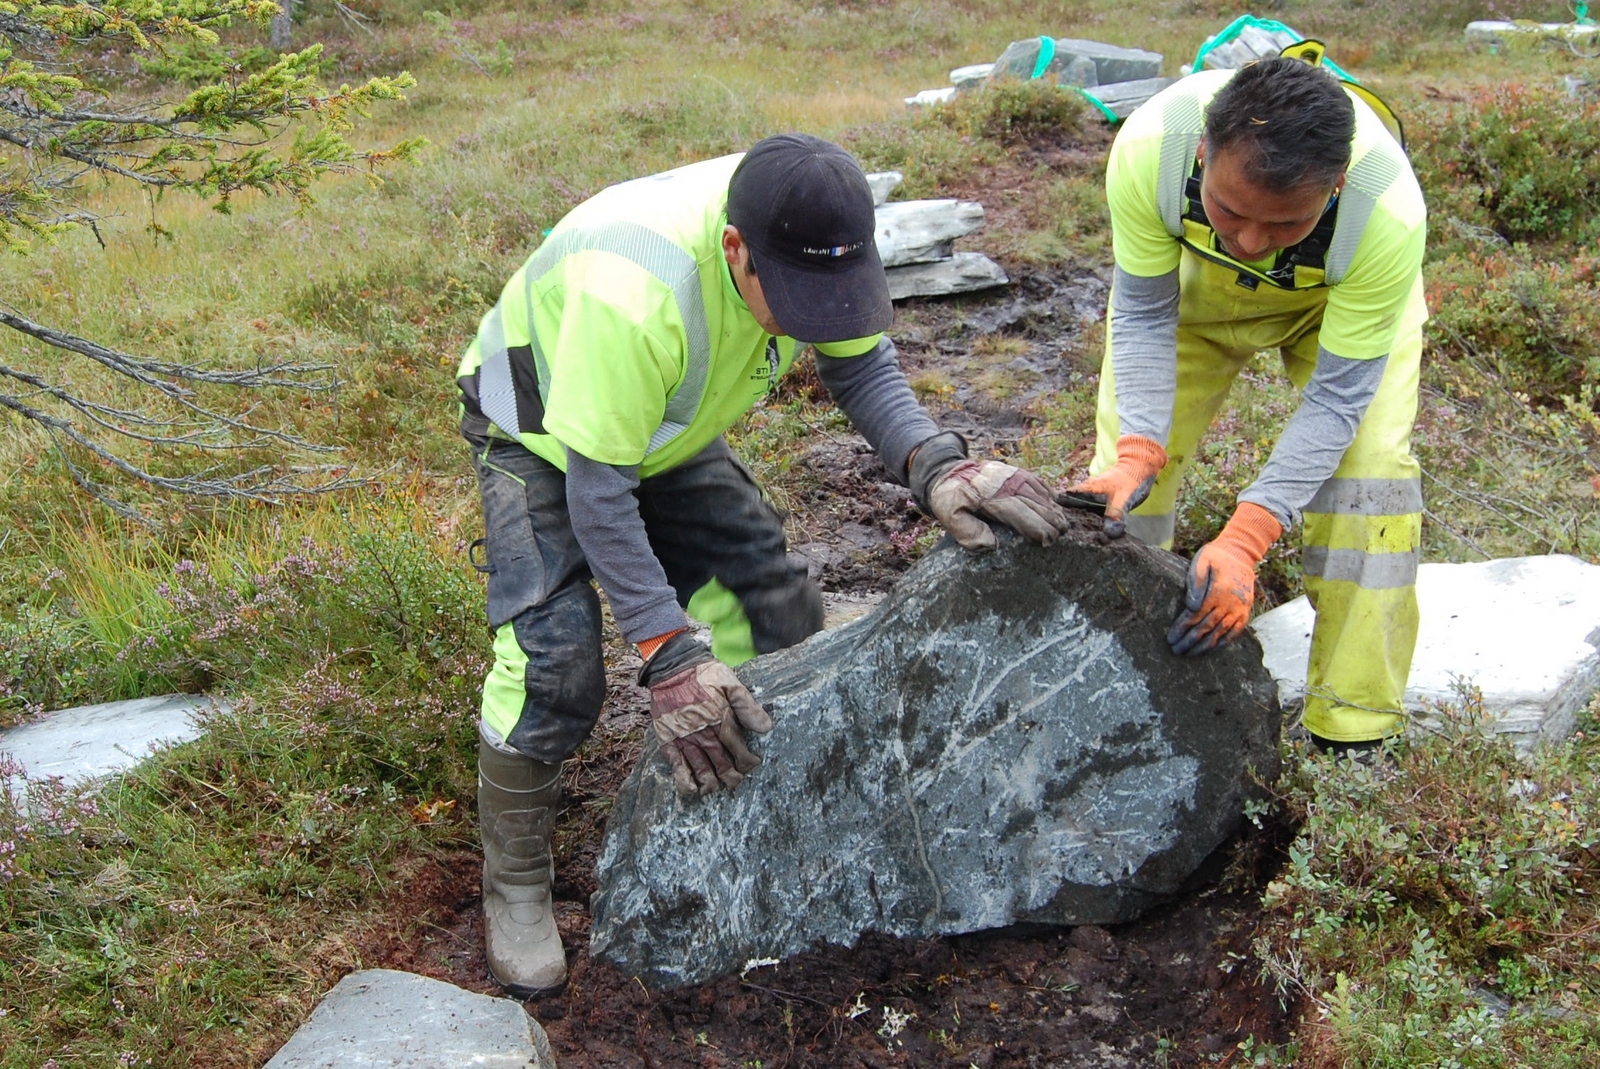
left=502, top=583, right=607, bottom=764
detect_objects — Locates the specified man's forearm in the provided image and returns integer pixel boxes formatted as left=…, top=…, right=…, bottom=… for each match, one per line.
left=1240, top=348, right=1389, bottom=528
left=1108, top=265, right=1180, bottom=446
left=814, top=337, right=939, bottom=484
left=564, top=448, right=688, bottom=642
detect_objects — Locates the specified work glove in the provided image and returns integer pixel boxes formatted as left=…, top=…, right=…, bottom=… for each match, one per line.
left=1058, top=435, right=1168, bottom=538
left=637, top=631, right=773, bottom=796
left=908, top=431, right=1072, bottom=552
left=1167, top=502, right=1283, bottom=657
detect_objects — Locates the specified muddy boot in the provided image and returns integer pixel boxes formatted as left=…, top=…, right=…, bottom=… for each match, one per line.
left=478, top=732, right=567, bottom=997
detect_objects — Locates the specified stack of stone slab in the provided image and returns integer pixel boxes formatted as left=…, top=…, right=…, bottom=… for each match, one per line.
left=905, top=37, right=1176, bottom=122
left=1465, top=20, right=1600, bottom=48
left=865, top=170, right=1007, bottom=300
left=1181, top=21, right=1298, bottom=74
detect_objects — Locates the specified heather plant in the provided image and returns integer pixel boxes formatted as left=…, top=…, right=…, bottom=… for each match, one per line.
left=1411, top=83, right=1600, bottom=246
left=1259, top=691, right=1600, bottom=1067
left=1426, top=250, right=1600, bottom=397
left=930, top=78, right=1088, bottom=148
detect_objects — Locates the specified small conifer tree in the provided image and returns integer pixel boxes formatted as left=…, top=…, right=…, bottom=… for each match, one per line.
left=0, top=1, right=422, bottom=517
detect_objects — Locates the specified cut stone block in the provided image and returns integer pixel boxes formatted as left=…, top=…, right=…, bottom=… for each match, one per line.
left=950, top=63, right=994, bottom=89
left=0, top=694, right=216, bottom=791
left=904, top=86, right=957, bottom=109
left=1465, top=20, right=1600, bottom=46
left=874, top=199, right=986, bottom=267
left=1252, top=555, right=1600, bottom=750
left=263, top=969, right=556, bottom=1069
left=1200, top=24, right=1299, bottom=70
left=589, top=530, right=1281, bottom=989
left=989, top=37, right=1163, bottom=88
left=886, top=251, right=1008, bottom=300
left=1080, top=77, right=1180, bottom=120
left=863, top=170, right=903, bottom=207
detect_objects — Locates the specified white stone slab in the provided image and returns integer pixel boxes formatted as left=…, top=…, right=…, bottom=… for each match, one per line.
left=1252, top=555, right=1600, bottom=749
left=885, top=251, right=1008, bottom=300
left=950, top=62, right=994, bottom=88
left=874, top=198, right=985, bottom=267
left=904, top=86, right=957, bottom=109
left=1466, top=20, right=1600, bottom=46
left=0, top=694, right=215, bottom=788
left=863, top=170, right=903, bottom=206
left=264, top=969, right=556, bottom=1069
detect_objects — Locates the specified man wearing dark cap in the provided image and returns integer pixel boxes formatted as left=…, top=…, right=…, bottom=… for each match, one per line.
left=454, top=133, right=1070, bottom=996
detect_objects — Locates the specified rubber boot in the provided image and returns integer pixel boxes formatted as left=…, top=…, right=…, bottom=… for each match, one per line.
left=478, top=732, right=567, bottom=997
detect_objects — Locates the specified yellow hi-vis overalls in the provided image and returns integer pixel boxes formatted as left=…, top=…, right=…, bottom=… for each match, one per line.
left=1094, top=71, right=1427, bottom=743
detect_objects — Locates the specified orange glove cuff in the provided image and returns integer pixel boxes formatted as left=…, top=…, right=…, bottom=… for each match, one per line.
left=1217, top=502, right=1283, bottom=563
left=1114, top=434, right=1168, bottom=475
left=637, top=627, right=688, bottom=662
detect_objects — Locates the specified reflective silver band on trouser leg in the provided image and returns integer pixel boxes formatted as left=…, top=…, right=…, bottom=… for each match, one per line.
left=1301, top=545, right=1419, bottom=589
left=1305, top=476, right=1424, bottom=519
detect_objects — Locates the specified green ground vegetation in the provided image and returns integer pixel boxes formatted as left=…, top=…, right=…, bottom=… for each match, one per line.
left=0, top=2, right=1597, bottom=1066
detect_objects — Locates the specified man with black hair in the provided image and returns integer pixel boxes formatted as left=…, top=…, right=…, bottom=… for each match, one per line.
left=455, top=133, right=1071, bottom=997
left=1067, top=57, right=1427, bottom=757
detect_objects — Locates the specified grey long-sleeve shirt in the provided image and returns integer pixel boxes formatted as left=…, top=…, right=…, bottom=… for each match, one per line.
left=566, top=337, right=937, bottom=643
left=1109, top=265, right=1388, bottom=529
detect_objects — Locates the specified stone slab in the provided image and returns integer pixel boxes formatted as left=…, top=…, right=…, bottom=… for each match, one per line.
left=864, top=170, right=903, bottom=207
left=263, top=969, right=556, bottom=1069
left=1465, top=20, right=1600, bottom=46
left=950, top=63, right=995, bottom=89
left=589, top=530, right=1281, bottom=988
left=874, top=199, right=986, bottom=267
left=904, top=86, right=956, bottom=109
left=885, top=251, right=1008, bottom=300
left=1080, top=77, right=1180, bottom=120
left=1252, top=555, right=1600, bottom=749
left=0, top=694, right=216, bottom=789
left=990, top=37, right=1163, bottom=88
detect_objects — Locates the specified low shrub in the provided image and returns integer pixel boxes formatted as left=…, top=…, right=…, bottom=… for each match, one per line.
left=1411, top=83, right=1600, bottom=246
left=1426, top=249, right=1600, bottom=398
left=1260, top=691, right=1600, bottom=1068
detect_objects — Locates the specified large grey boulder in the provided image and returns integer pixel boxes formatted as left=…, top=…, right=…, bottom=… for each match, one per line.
left=264, top=969, right=556, bottom=1069
left=589, top=529, right=1280, bottom=988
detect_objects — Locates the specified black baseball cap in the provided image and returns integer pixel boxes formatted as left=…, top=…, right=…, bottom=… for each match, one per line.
left=726, top=133, right=893, bottom=343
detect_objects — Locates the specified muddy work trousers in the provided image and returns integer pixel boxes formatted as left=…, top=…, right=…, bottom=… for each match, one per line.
left=1090, top=252, right=1425, bottom=743
left=467, top=431, right=824, bottom=763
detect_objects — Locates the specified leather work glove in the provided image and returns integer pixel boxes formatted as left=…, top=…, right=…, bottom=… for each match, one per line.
left=1167, top=502, right=1283, bottom=657
left=1059, top=435, right=1168, bottom=538
left=637, top=631, right=773, bottom=796
left=908, top=431, right=1072, bottom=551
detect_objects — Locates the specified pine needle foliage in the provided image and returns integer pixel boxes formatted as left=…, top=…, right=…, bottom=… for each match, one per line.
left=0, top=1, right=423, bottom=517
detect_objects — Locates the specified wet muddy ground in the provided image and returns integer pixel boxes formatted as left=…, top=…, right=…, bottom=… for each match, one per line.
left=358, top=129, right=1302, bottom=1066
